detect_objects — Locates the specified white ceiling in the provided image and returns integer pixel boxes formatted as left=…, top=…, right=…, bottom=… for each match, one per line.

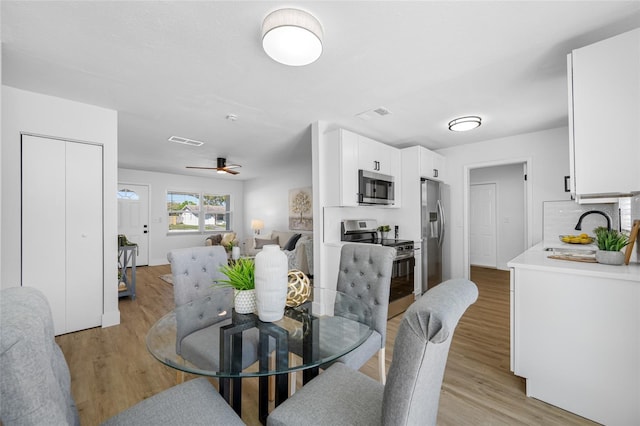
left=2, top=1, right=639, bottom=180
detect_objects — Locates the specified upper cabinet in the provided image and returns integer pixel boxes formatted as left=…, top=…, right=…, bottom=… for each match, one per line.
left=420, top=148, right=446, bottom=182
left=357, top=135, right=399, bottom=176
left=568, top=28, right=640, bottom=199
left=323, top=128, right=401, bottom=207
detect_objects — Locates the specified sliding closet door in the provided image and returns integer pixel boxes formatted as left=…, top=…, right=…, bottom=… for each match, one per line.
left=21, top=134, right=103, bottom=335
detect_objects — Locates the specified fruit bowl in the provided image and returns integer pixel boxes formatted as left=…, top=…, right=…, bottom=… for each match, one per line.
left=559, top=234, right=594, bottom=244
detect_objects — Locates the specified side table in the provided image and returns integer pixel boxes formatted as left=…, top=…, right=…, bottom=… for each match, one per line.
left=118, top=245, right=137, bottom=299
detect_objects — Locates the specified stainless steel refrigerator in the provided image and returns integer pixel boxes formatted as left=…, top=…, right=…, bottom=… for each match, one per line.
left=421, top=178, right=445, bottom=293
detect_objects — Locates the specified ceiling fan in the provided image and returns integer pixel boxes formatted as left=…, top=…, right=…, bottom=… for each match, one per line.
left=186, top=157, right=241, bottom=175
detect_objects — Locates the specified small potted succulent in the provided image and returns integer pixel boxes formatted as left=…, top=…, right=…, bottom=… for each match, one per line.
left=377, top=224, right=391, bottom=240
left=593, top=226, right=629, bottom=265
left=217, top=257, right=256, bottom=313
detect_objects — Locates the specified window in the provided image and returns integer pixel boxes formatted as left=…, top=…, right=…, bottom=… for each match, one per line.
left=117, top=188, right=140, bottom=200
left=167, top=191, right=232, bottom=233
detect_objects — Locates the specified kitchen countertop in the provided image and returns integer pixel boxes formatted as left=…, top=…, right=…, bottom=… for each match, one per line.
left=508, top=243, right=640, bottom=282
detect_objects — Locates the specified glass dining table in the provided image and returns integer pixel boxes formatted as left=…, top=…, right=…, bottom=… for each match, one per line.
left=146, top=287, right=373, bottom=424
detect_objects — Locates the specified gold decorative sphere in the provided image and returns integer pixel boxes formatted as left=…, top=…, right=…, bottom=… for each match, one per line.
left=286, top=269, right=311, bottom=307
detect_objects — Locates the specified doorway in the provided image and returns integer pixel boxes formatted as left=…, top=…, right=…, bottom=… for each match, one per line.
left=117, top=183, right=150, bottom=266
left=464, top=160, right=531, bottom=277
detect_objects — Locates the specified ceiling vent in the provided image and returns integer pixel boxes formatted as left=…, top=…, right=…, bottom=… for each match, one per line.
left=168, top=136, right=204, bottom=147
left=356, top=107, right=392, bottom=120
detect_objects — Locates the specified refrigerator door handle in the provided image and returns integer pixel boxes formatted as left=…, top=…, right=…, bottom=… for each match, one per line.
left=437, top=199, right=446, bottom=248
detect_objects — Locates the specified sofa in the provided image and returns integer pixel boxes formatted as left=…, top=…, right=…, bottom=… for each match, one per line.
left=244, top=230, right=313, bottom=276
left=0, top=286, right=245, bottom=425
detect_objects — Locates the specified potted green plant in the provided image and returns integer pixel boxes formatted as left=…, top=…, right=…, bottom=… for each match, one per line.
left=217, top=257, right=257, bottom=313
left=378, top=225, right=391, bottom=240
left=593, top=226, right=629, bottom=265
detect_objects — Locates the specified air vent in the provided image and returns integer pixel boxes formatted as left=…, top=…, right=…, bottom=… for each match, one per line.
left=168, top=136, right=204, bottom=147
left=356, top=106, right=393, bottom=120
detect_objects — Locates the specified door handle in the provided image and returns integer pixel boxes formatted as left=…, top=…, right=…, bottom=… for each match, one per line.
left=436, top=200, right=446, bottom=248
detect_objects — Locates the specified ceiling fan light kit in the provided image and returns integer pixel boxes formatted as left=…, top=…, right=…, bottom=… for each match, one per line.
left=262, top=8, right=323, bottom=66
left=186, top=157, right=241, bottom=175
left=448, top=116, right=482, bottom=132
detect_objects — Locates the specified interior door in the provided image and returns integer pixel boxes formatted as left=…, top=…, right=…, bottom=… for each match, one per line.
left=118, top=183, right=149, bottom=266
left=470, top=183, right=497, bottom=268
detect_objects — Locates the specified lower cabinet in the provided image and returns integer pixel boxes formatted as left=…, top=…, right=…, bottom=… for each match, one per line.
left=21, top=134, right=103, bottom=335
left=510, top=266, right=639, bottom=425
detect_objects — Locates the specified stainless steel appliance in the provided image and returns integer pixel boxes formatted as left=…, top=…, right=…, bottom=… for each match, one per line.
left=358, top=170, right=395, bottom=205
left=341, top=219, right=415, bottom=318
left=420, top=179, right=445, bottom=294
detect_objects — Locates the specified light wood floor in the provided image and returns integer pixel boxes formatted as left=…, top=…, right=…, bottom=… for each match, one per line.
left=56, top=266, right=595, bottom=425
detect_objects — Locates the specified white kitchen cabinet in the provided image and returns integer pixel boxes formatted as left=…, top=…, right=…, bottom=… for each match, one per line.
left=508, top=246, right=640, bottom=425
left=419, top=147, right=446, bottom=182
left=21, top=135, right=104, bottom=335
left=358, top=134, right=400, bottom=176
left=568, top=28, right=640, bottom=199
left=323, top=128, right=400, bottom=207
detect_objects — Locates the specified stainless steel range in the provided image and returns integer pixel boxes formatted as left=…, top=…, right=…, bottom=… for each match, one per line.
left=341, top=220, right=415, bottom=318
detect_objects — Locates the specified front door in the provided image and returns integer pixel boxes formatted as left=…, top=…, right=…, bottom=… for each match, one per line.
left=117, top=183, right=149, bottom=266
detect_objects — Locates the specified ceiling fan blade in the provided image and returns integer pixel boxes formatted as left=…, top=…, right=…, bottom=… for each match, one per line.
left=224, top=168, right=240, bottom=175
left=186, top=166, right=218, bottom=170
left=223, top=163, right=241, bottom=169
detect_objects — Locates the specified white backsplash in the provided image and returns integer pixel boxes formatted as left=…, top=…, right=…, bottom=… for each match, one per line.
left=544, top=197, right=639, bottom=263
left=543, top=201, right=618, bottom=240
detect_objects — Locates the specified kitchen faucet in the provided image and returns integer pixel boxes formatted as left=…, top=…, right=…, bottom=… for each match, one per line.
left=574, top=210, right=612, bottom=231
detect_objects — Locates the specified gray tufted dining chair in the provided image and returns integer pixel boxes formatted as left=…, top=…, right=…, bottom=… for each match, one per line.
left=331, top=243, right=395, bottom=383
left=267, top=278, right=479, bottom=426
left=167, top=246, right=260, bottom=379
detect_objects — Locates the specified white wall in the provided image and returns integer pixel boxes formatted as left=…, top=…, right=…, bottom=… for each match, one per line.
left=1, top=86, right=120, bottom=327
left=243, top=158, right=313, bottom=236
left=118, top=168, right=245, bottom=266
left=470, top=163, right=526, bottom=270
left=438, top=126, right=571, bottom=278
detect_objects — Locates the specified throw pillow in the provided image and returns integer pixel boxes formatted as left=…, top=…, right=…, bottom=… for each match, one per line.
left=283, top=233, right=302, bottom=251
left=206, top=234, right=223, bottom=245
left=255, top=237, right=278, bottom=249
left=221, top=232, right=236, bottom=247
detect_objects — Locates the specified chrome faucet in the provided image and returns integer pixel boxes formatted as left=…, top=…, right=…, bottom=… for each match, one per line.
left=574, top=210, right=611, bottom=231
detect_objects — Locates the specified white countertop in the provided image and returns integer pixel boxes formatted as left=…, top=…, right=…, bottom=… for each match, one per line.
left=508, top=243, right=640, bottom=282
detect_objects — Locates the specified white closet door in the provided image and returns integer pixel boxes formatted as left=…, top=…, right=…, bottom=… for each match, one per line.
left=65, top=141, right=103, bottom=332
left=22, top=136, right=67, bottom=333
left=21, top=135, right=103, bottom=335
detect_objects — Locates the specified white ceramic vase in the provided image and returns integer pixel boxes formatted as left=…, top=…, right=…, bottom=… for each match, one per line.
left=231, top=246, right=240, bottom=260
left=255, top=244, right=288, bottom=322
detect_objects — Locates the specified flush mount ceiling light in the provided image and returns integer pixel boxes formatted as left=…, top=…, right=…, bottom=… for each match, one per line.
left=448, top=116, right=482, bottom=132
left=262, top=8, right=323, bottom=66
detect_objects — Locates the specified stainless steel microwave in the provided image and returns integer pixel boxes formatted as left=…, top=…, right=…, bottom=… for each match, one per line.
left=358, top=170, right=395, bottom=205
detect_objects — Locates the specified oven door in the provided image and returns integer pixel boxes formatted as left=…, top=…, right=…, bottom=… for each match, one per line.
left=388, top=254, right=415, bottom=318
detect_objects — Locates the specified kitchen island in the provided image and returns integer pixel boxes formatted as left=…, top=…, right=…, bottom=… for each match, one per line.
left=508, top=244, right=640, bottom=425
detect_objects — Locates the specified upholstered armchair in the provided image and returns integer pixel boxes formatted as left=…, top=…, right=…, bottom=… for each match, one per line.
left=0, top=286, right=245, bottom=426
left=267, top=278, right=479, bottom=426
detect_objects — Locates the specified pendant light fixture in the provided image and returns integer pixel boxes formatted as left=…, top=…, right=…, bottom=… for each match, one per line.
left=262, top=8, right=323, bottom=66
left=448, top=116, right=482, bottom=132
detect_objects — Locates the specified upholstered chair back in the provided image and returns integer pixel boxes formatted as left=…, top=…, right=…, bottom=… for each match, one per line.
left=382, top=278, right=479, bottom=425
left=0, top=287, right=80, bottom=425
left=336, top=243, right=395, bottom=347
left=167, top=246, right=232, bottom=354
